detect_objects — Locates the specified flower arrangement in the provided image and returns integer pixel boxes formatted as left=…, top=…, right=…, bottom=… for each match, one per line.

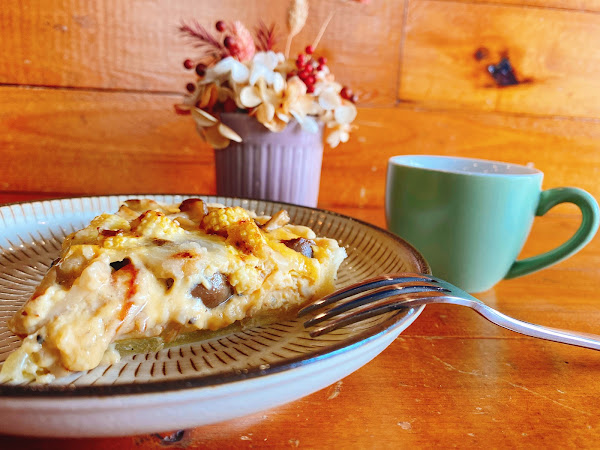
left=176, top=0, right=365, bottom=149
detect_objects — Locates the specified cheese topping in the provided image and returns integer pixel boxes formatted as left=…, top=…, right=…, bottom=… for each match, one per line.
left=0, top=199, right=346, bottom=383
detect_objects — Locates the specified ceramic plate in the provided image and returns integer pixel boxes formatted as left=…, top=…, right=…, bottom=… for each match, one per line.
left=0, top=195, right=429, bottom=437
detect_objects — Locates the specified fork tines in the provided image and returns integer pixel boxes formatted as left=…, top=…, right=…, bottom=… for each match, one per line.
left=298, top=273, right=447, bottom=337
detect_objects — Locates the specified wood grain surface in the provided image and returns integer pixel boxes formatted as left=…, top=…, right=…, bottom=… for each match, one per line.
left=437, top=0, right=600, bottom=13
left=2, top=0, right=600, bottom=205
left=0, top=0, right=401, bottom=106
left=401, top=1, right=600, bottom=117
left=2, top=86, right=598, bottom=213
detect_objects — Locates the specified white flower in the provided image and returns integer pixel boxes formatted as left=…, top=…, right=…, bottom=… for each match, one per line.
left=318, top=89, right=342, bottom=111
left=252, top=51, right=284, bottom=70
left=191, top=107, right=218, bottom=127
left=326, top=123, right=352, bottom=148
left=239, top=86, right=262, bottom=108
left=272, top=72, right=285, bottom=93
left=202, top=57, right=249, bottom=85
left=322, top=100, right=357, bottom=147
left=191, top=107, right=242, bottom=149
left=281, top=77, right=318, bottom=131
left=334, top=102, right=357, bottom=124
left=248, top=52, right=286, bottom=94
left=291, top=111, right=319, bottom=133
left=254, top=79, right=285, bottom=131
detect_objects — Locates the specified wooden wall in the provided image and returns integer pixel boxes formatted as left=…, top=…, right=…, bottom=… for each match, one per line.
left=1, top=0, right=599, bottom=219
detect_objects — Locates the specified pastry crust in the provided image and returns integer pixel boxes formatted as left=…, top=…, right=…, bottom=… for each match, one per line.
left=0, top=199, right=346, bottom=383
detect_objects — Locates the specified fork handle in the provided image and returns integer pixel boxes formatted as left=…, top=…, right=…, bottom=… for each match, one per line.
left=434, top=296, right=600, bottom=351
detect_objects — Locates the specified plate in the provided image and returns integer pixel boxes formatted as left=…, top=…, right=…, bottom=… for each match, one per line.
left=0, top=195, right=429, bottom=437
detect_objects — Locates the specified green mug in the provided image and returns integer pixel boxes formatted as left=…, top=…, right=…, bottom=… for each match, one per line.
left=385, top=155, right=599, bottom=293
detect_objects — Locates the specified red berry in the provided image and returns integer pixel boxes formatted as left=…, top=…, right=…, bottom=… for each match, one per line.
left=318, top=56, right=327, bottom=65
left=195, top=63, right=206, bottom=76
left=297, top=53, right=306, bottom=64
left=317, top=63, right=324, bottom=71
left=186, top=83, right=196, bottom=93
left=299, top=69, right=310, bottom=80
left=340, top=86, right=352, bottom=100
left=307, top=75, right=316, bottom=85
left=305, top=45, right=314, bottom=54
left=216, top=20, right=226, bottom=32
left=183, top=59, right=194, bottom=70
left=307, top=85, right=315, bottom=94
left=224, top=36, right=234, bottom=49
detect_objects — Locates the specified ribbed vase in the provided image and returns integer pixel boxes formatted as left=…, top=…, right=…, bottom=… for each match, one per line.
left=215, top=113, right=324, bottom=207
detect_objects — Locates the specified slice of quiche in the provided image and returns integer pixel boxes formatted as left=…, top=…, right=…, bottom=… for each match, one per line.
left=1, top=199, right=346, bottom=383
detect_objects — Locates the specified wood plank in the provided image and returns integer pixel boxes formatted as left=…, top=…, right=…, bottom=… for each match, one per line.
left=0, top=192, right=70, bottom=205
left=0, top=0, right=402, bottom=106
left=437, top=0, right=600, bottom=13
left=2, top=87, right=600, bottom=210
left=321, top=108, right=600, bottom=210
left=400, top=0, right=600, bottom=118
left=0, top=88, right=215, bottom=195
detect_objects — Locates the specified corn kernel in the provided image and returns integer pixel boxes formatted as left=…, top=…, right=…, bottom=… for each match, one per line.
left=201, top=207, right=252, bottom=236
left=229, top=266, right=263, bottom=295
left=131, top=210, right=183, bottom=239
left=90, top=214, right=129, bottom=231
left=227, top=220, right=266, bottom=256
left=102, top=234, right=139, bottom=249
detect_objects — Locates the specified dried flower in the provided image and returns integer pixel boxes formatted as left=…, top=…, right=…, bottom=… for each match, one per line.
left=255, top=21, right=278, bottom=52
left=192, top=107, right=242, bottom=149
left=178, top=1, right=360, bottom=149
left=228, top=21, right=256, bottom=62
left=201, top=57, right=250, bottom=85
left=179, top=21, right=227, bottom=65
left=285, top=0, right=309, bottom=57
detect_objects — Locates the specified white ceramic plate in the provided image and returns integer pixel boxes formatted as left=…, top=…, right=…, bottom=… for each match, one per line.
left=0, top=195, right=429, bottom=437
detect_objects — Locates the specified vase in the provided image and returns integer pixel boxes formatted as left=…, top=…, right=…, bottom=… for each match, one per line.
left=214, top=113, right=324, bottom=208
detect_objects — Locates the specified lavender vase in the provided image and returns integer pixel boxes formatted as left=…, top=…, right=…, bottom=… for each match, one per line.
left=215, top=113, right=324, bottom=207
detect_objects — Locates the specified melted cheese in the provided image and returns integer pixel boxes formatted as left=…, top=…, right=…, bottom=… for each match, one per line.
left=1, top=201, right=346, bottom=383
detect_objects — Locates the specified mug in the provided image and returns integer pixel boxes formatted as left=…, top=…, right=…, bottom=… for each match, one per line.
left=385, top=155, right=600, bottom=293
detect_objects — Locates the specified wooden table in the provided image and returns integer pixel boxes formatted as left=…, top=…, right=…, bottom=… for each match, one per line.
left=0, top=194, right=598, bottom=448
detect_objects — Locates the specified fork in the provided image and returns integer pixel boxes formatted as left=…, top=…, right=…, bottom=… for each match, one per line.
left=298, top=273, right=600, bottom=350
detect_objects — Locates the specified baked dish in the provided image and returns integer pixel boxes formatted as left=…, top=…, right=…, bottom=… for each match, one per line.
left=0, top=198, right=346, bottom=383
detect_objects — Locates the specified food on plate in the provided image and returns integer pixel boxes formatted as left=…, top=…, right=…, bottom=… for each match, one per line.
left=0, top=198, right=346, bottom=383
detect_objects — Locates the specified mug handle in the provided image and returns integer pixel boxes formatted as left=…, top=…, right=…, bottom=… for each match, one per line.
left=505, top=187, right=600, bottom=279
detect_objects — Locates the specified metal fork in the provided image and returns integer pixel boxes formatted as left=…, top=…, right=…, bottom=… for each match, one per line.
left=298, top=273, right=600, bottom=350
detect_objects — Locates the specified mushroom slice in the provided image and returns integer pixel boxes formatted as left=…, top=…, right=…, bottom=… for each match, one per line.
left=191, top=273, right=234, bottom=309
left=179, top=198, right=208, bottom=222
left=261, top=210, right=291, bottom=232
left=282, top=238, right=315, bottom=258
